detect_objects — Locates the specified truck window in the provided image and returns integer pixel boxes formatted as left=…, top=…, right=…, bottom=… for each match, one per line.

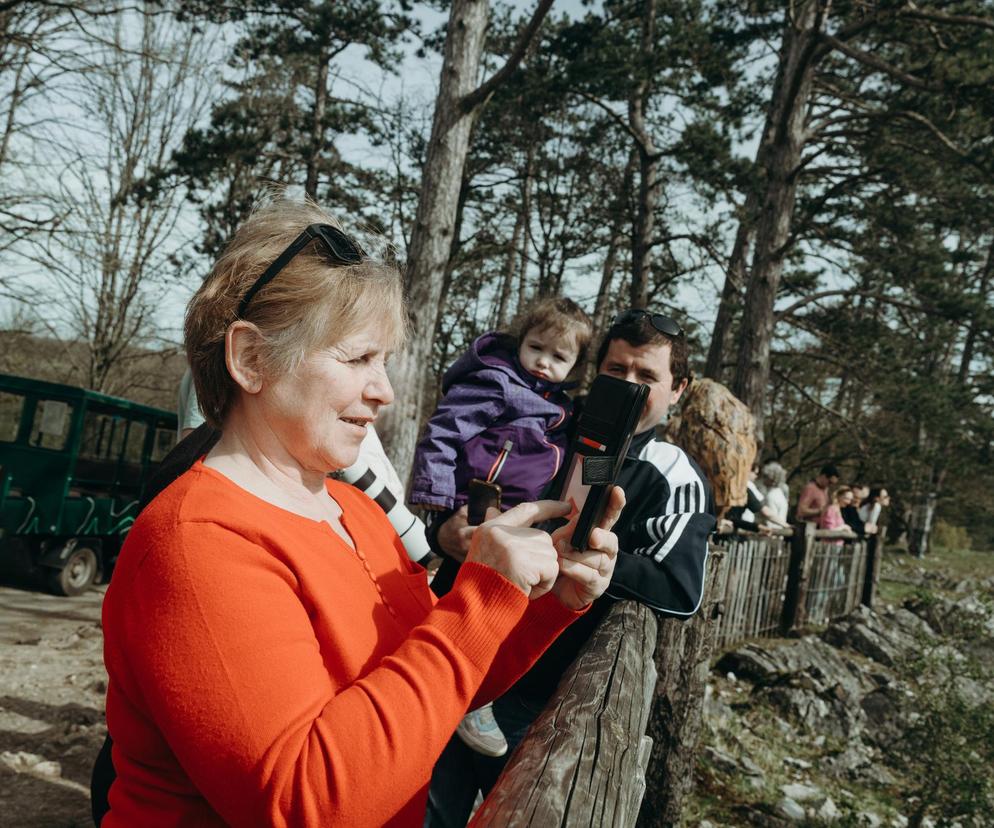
left=30, top=399, right=74, bottom=450
left=123, top=420, right=148, bottom=465
left=150, top=426, right=175, bottom=462
left=0, top=391, right=24, bottom=442
left=80, top=411, right=127, bottom=461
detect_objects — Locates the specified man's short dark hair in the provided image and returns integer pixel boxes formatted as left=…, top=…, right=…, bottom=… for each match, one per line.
left=820, top=463, right=840, bottom=478
left=594, top=311, right=689, bottom=390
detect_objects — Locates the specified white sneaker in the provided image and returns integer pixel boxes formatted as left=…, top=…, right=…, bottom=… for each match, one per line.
left=456, top=703, right=508, bottom=757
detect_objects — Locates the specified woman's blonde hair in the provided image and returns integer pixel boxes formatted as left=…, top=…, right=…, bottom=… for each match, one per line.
left=185, top=198, right=407, bottom=427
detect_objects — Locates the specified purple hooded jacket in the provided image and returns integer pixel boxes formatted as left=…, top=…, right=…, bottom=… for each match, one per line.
left=409, top=332, right=574, bottom=510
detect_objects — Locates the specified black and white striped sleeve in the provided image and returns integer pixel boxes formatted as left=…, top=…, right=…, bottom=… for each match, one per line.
left=606, top=442, right=716, bottom=617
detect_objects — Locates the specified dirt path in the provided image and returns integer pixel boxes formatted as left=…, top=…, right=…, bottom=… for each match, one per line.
left=0, top=583, right=107, bottom=827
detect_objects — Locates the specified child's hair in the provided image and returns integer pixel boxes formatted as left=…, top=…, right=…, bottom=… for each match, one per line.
left=512, top=297, right=593, bottom=368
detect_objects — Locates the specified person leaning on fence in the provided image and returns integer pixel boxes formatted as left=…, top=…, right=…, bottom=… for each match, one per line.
left=842, top=482, right=870, bottom=535
left=818, top=485, right=854, bottom=544
left=95, top=198, right=627, bottom=828
left=795, top=463, right=840, bottom=523
left=760, top=460, right=790, bottom=527
left=422, top=308, right=717, bottom=828
left=859, top=486, right=890, bottom=535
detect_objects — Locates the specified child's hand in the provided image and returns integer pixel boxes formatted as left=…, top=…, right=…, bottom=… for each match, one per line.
left=436, top=506, right=475, bottom=562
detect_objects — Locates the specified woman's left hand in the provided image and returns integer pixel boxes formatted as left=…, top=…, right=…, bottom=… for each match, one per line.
left=550, top=486, right=626, bottom=610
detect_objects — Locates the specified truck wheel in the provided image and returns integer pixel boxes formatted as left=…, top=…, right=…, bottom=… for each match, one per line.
left=47, top=546, right=99, bottom=596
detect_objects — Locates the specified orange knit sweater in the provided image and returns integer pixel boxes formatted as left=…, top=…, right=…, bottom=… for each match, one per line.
left=102, top=461, right=582, bottom=827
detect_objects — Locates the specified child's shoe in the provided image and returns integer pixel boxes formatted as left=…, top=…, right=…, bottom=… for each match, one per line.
left=456, top=702, right=508, bottom=757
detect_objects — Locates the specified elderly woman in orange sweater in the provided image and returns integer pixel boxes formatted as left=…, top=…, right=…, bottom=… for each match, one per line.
left=100, top=200, right=623, bottom=827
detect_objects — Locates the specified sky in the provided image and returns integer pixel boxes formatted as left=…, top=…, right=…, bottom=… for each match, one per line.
left=2, top=0, right=767, bottom=357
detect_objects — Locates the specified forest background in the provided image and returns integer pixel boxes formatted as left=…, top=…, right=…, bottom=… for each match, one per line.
left=0, top=0, right=991, bottom=555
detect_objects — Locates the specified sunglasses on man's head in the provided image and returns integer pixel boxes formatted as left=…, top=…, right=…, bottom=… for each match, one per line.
left=612, top=309, right=685, bottom=338
left=237, top=223, right=366, bottom=317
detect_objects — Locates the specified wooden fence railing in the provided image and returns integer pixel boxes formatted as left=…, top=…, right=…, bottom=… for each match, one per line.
left=715, top=523, right=877, bottom=648
left=477, top=526, right=880, bottom=826
left=473, top=600, right=658, bottom=827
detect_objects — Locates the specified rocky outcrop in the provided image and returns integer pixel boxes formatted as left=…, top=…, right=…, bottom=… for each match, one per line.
left=696, top=581, right=994, bottom=827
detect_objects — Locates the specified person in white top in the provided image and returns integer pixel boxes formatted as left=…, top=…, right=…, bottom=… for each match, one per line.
left=760, top=461, right=790, bottom=527
left=858, top=487, right=890, bottom=535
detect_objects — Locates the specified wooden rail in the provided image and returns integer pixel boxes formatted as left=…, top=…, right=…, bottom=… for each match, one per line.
left=475, top=528, right=879, bottom=825
left=474, top=600, right=658, bottom=827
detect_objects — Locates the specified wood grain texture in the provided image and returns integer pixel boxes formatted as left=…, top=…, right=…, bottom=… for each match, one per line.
left=474, top=601, right=658, bottom=827
left=637, top=548, right=728, bottom=828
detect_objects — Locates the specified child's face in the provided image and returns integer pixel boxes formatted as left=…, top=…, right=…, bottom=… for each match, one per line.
left=518, top=326, right=578, bottom=384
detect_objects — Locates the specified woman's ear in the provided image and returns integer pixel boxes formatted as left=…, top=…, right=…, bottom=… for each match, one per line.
left=225, top=321, right=264, bottom=394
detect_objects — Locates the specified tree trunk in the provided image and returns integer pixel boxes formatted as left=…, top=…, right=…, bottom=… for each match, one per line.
left=703, top=195, right=757, bottom=381
left=494, top=168, right=529, bottom=329
left=584, top=151, right=637, bottom=385
left=731, top=0, right=828, bottom=440
left=515, top=148, right=535, bottom=312
left=375, top=0, right=491, bottom=475
left=304, top=51, right=329, bottom=200
left=628, top=0, right=659, bottom=309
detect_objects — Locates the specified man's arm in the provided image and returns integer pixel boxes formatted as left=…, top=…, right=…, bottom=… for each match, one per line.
left=795, top=483, right=823, bottom=521
left=604, top=443, right=716, bottom=616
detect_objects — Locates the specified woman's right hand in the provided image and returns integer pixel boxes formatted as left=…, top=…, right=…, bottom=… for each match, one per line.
left=465, top=500, right=571, bottom=599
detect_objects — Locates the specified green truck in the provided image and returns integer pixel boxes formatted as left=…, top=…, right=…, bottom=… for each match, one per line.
left=0, top=373, right=177, bottom=595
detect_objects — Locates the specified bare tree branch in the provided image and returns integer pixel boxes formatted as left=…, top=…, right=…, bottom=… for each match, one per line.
left=460, top=0, right=554, bottom=113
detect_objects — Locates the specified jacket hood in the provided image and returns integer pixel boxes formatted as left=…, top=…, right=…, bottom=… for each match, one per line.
left=442, top=331, right=577, bottom=395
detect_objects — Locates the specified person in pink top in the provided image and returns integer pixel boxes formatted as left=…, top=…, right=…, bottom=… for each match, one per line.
left=819, top=486, right=854, bottom=533
left=795, top=463, right=840, bottom=523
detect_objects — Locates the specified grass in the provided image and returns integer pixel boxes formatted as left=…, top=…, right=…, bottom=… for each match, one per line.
left=876, top=544, right=994, bottom=606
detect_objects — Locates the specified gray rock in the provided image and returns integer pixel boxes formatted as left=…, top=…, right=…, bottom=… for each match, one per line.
left=858, top=813, right=882, bottom=828
left=717, top=637, right=872, bottom=699
left=703, top=684, right=737, bottom=731
left=740, top=754, right=764, bottom=777
left=817, top=797, right=841, bottom=821
left=783, top=756, right=813, bottom=770
left=780, top=782, right=823, bottom=802
left=822, top=606, right=922, bottom=667
left=703, top=746, right=740, bottom=775
left=776, top=797, right=807, bottom=821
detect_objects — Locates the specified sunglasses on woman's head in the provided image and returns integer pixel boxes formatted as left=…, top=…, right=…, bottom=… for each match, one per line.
left=238, top=223, right=366, bottom=317
left=612, top=309, right=685, bottom=338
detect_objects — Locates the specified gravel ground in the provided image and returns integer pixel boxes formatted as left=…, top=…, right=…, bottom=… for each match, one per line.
left=0, top=582, right=107, bottom=828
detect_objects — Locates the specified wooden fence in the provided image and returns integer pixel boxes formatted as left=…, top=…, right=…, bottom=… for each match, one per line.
left=473, top=600, right=658, bottom=827
left=477, top=525, right=880, bottom=826
left=715, top=523, right=877, bottom=648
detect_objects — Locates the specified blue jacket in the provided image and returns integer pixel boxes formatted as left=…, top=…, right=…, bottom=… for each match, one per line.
left=409, top=332, right=573, bottom=510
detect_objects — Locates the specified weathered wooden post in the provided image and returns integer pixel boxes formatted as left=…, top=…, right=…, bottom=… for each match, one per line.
left=475, top=600, right=658, bottom=827
left=781, top=521, right=815, bottom=633
left=636, top=546, right=728, bottom=828
left=861, top=534, right=881, bottom=608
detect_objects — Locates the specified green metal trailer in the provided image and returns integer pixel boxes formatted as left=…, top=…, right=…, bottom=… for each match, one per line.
left=0, top=373, right=177, bottom=595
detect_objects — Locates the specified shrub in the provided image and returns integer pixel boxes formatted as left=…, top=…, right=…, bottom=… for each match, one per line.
left=931, top=520, right=971, bottom=552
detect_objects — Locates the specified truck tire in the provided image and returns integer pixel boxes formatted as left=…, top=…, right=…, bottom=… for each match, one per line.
left=47, top=545, right=99, bottom=596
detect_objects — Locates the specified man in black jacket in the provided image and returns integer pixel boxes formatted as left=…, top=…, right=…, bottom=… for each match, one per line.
left=424, top=309, right=716, bottom=827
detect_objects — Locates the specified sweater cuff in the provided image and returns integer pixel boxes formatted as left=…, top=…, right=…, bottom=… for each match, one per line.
left=429, top=562, right=529, bottom=673
left=520, top=590, right=589, bottom=638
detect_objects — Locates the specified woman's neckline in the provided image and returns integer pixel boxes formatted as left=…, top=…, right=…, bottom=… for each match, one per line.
left=193, top=458, right=357, bottom=550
